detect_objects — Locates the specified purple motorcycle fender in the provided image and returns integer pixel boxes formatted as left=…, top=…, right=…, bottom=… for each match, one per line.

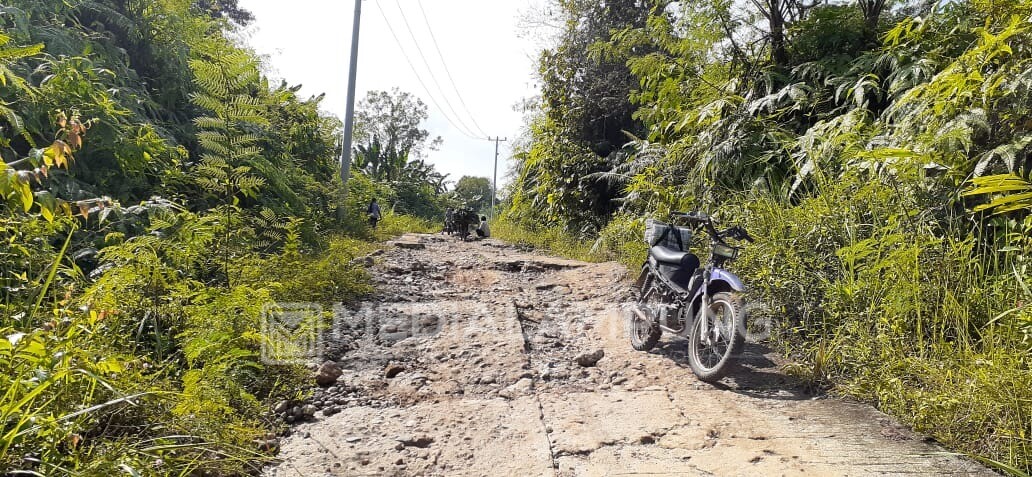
left=711, top=268, right=745, bottom=292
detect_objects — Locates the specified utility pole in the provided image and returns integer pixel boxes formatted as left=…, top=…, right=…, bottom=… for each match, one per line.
left=487, top=136, right=507, bottom=219
left=339, top=0, right=362, bottom=209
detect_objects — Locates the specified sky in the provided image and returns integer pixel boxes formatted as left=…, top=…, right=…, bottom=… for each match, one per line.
left=238, top=0, right=545, bottom=190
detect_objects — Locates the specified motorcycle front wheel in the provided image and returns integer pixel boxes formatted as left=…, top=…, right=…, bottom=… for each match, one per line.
left=687, top=292, right=745, bottom=382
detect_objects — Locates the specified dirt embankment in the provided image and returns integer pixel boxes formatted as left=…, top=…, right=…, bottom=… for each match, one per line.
left=263, top=233, right=993, bottom=477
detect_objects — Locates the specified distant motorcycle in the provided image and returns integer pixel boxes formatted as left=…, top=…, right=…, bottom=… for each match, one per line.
left=451, top=208, right=479, bottom=240
left=629, top=211, right=754, bottom=381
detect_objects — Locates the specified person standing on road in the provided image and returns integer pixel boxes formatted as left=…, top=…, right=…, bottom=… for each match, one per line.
left=367, top=198, right=382, bottom=228
left=444, top=207, right=454, bottom=235
left=475, top=215, right=490, bottom=238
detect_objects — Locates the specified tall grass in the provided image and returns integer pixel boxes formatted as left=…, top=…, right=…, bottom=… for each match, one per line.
left=373, top=212, right=440, bottom=240
left=500, top=176, right=1031, bottom=474
left=490, top=219, right=612, bottom=263
left=730, top=180, right=1030, bottom=473
left=0, top=211, right=442, bottom=474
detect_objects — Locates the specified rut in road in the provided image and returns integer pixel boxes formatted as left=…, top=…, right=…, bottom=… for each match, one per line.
left=264, top=233, right=993, bottom=477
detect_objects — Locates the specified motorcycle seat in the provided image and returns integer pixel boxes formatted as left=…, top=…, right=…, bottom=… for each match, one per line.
left=649, top=245, right=699, bottom=269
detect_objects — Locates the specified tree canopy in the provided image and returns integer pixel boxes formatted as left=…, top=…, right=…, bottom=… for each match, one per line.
left=355, top=87, right=443, bottom=166
left=452, top=175, right=494, bottom=213
left=351, top=88, right=450, bottom=218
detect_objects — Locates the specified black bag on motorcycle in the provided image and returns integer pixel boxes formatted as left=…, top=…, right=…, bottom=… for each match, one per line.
left=644, top=219, right=692, bottom=251
left=643, top=218, right=699, bottom=290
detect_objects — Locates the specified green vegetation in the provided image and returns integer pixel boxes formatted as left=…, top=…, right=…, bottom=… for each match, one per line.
left=0, top=1, right=451, bottom=474
left=504, top=0, right=1032, bottom=473
left=373, top=212, right=440, bottom=241
left=491, top=220, right=609, bottom=263
left=451, top=176, right=495, bottom=216
left=350, top=88, right=452, bottom=219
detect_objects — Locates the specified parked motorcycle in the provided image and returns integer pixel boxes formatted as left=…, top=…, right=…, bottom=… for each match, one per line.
left=451, top=208, right=479, bottom=240
left=629, top=211, right=754, bottom=381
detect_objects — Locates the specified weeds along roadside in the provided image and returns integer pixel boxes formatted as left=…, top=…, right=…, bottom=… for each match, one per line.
left=0, top=206, right=435, bottom=475
left=492, top=174, right=1031, bottom=474
left=493, top=0, right=1032, bottom=472
left=729, top=178, right=1031, bottom=475
left=0, top=1, right=442, bottom=472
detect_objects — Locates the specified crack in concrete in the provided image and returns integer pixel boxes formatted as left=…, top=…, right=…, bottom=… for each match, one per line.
left=513, top=300, right=561, bottom=475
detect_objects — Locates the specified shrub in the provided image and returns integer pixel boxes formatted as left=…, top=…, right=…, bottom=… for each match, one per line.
left=491, top=219, right=609, bottom=263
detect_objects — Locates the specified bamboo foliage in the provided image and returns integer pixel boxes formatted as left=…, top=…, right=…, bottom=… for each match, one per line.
left=965, top=174, right=1032, bottom=215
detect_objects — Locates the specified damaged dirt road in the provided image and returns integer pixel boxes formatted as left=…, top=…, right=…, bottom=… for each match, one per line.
left=265, top=233, right=992, bottom=477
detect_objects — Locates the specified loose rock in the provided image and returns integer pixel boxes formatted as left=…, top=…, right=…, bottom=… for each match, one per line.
left=390, top=241, right=425, bottom=250
left=396, top=434, right=434, bottom=448
left=258, top=437, right=280, bottom=453
left=498, top=378, right=534, bottom=399
left=315, top=361, right=342, bottom=386
left=384, top=363, right=406, bottom=379
left=575, top=349, right=605, bottom=367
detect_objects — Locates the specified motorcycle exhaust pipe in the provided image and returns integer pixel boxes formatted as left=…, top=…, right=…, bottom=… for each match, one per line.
left=633, top=304, right=686, bottom=335
left=631, top=305, right=650, bottom=323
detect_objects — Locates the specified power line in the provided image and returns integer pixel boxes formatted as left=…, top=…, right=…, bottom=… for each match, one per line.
left=373, top=0, right=481, bottom=140
left=415, top=0, right=489, bottom=138
left=374, top=0, right=481, bottom=140
left=392, top=0, right=481, bottom=139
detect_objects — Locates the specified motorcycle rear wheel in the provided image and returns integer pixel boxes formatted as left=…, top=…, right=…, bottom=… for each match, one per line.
left=629, top=276, right=662, bottom=351
left=687, top=292, right=745, bottom=382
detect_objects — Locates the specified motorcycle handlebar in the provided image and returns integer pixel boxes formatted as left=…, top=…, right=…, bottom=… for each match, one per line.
left=673, top=212, right=755, bottom=243
left=672, top=211, right=709, bottom=223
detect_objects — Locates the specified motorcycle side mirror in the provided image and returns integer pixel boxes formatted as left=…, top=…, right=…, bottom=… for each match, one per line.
left=732, top=226, right=754, bottom=243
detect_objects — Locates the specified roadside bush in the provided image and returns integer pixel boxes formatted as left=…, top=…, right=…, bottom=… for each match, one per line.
left=594, top=214, right=648, bottom=269
left=264, top=235, right=374, bottom=306
left=491, top=218, right=609, bottom=263
left=374, top=212, right=439, bottom=240
left=0, top=212, right=403, bottom=474
left=728, top=174, right=1032, bottom=471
